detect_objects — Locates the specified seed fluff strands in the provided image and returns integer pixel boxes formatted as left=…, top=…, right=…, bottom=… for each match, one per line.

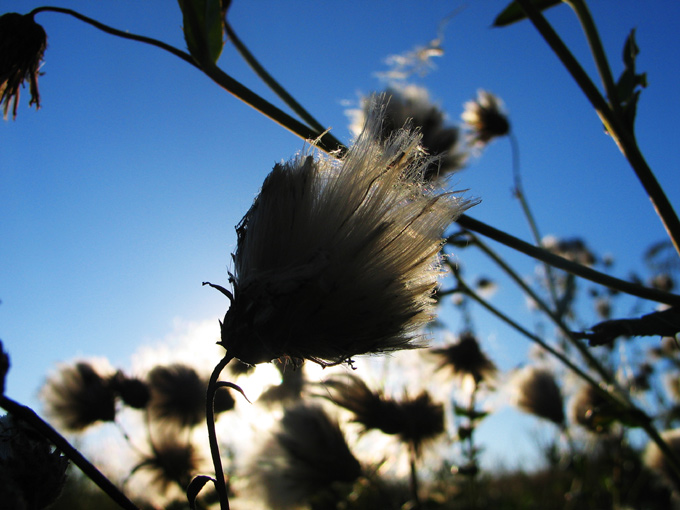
left=208, top=99, right=475, bottom=366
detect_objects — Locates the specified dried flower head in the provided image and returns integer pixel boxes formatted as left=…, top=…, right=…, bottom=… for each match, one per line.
left=461, top=90, right=510, bottom=147
left=350, top=86, right=467, bottom=181
left=0, top=13, right=47, bottom=120
left=569, top=384, right=618, bottom=433
left=110, top=371, right=150, bottom=409
left=147, top=364, right=234, bottom=428
left=40, top=361, right=116, bottom=431
left=249, top=403, right=361, bottom=510
left=542, top=236, right=597, bottom=266
left=0, top=414, right=68, bottom=510
left=132, top=431, right=200, bottom=495
left=511, top=366, right=565, bottom=427
left=210, top=99, right=472, bottom=366
left=323, top=374, right=444, bottom=456
left=430, top=332, right=497, bottom=387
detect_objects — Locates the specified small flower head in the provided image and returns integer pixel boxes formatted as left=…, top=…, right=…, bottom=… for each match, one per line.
left=132, top=431, right=200, bottom=495
left=0, top=415, right=69, bottom=510
left=569, top=384, right=617, bottom=433
left=511, top=366, right=565, bottom=426
left=461, top=90, right=510, bottom=147
left=350, top=86, right=467, bottom=181
left=147, top=363, right=233, bottom=428
left=0, top=13, right=47, bottom=120
left=542, top=236, right=597, bottom=266
left=258, top=360, right=305, bottom=407
left=213, top=99, right=472, bottom=366
left=110, top=371, right=151, bottom=409
left=249, top=403, right=361, bottom=510
left=323, top=374, right=444, bottom=456
left=40, top=360, right=116, bottom=431
left=430, top=331, right=497, bottom=388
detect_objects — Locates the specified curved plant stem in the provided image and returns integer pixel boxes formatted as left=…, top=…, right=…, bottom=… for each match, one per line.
left=30, top=6, right=344, bottom=155
left=514, top=0, right=680, bottom=257
left=0, top=396, right=140, bottom=510
left=462, top=232, right=616, bottom=387
left=408, top=443, right=422, bottom=510
left=224, top=20, right=332, bottom=138
left=206, top=354, right=234, bottom=510
left=455, top=214, right=680, bottom=306
left=509, top=132, right=559, bottom=309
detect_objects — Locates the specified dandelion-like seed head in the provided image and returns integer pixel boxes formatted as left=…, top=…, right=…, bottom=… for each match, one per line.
left=147, top=364, right=205, bottom=428
left=214, top=98, right=473, bottom=367
left=323, top=374, right=444, bottom=456
left=0, top=13, right=47, bottom=120
left=511, top=366, right=565, bottom=427
left=133, top=431, right=200, bottom=495
left=40, top=360, right=117, bottom=431
left=430, top=331, right=497, bottom=387
left=569, top=384, right=615, bottom=433
left=461, top=90, right=510, bottom=148
left=249, top=403, right=361, bottom=510
left=350, top=86, right=467, bottom=181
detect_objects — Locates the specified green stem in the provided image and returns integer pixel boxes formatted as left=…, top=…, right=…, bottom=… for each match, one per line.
left=207, top=355, right=234, bottom=510
left=455, top=214, right=680, bottom=306
left=0, top=396, right=140, bottom=510
left=509, top=132, right=560, bottom=309
left=514, top=0, right=680, bottom=257
left=30, top=7, right=344, bottom=155
left=462, top=232, right=616, bottom=387
left=224, top=20, right=329, bottom=137
left=564, top=0, right=620, bottom=113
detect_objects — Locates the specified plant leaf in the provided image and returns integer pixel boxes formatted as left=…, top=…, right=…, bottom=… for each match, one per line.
left=187, top=475, right=214, bottom=510
left=177, top=0, right=224, bottom=65
left=493, top=0, right=563, bottom=27
left=614, top=29, right=647, bottom=129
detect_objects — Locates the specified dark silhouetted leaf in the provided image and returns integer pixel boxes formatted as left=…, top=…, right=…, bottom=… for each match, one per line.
left=178, top=0, right=224, bottom=65
left=614, top=29, right=647, bottom=129
left=187, top=475, right=214, bottom=510
left=493, top=0, right=562, bottom=27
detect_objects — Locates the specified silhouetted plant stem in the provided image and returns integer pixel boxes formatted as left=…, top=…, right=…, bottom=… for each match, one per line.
left=408, top=443, right=422, bottom=510
left=508, top=131, right=560, bottom=311
left=514, top=0, right=680, bottom=257
left=224, top=20, right=332, bottom=138
left=30, top=6, right=343, bottom=155
left=449, top=266, right=680, bottom=478
left=207, top=354, right=234, bottom=510
left=0, top=395, right=140, bottom=510
left=461, top=232, right=617, bottom=388
left=455, top=214, right=680, bottom=306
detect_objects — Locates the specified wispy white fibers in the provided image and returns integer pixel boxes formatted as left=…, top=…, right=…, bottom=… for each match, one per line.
left=214, top=98, right=474, bottom=366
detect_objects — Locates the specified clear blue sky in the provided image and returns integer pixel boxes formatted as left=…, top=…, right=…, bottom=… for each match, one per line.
left=2, top=0, right=679, bottom=469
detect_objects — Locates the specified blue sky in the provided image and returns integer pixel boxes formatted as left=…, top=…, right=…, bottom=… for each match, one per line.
left=2, top=0, right=680, bottom=470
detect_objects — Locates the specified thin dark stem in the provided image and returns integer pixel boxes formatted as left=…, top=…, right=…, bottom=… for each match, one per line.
left=455, top=214, right=680, bottom=306
left=30, top=7, right=344, bottom=155
left=514, top=0, right=680, bottom=257
left=509, top=131, right=559, bottom=309
left=207, top=354, right=234, bottom=510
left=408, top=443, right=421, bottom=510
left=0, top=396, right=140, bottom=510
left=224, top=20, right=330, bottom=137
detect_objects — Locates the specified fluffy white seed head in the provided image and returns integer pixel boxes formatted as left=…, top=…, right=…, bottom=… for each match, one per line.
left=218, top=99, right=474, bottom=366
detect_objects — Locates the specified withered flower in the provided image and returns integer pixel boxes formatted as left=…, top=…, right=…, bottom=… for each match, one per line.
left=569, top=384, right=621, bottom=433
left=249, top=404, right=361, bottom=510
left=323, top=374, right=444, bottom=456
left=350, top=85, right=467, bottom=181
left=209, top=98, right=472, bottom=367
left=40, top=361, right=116, bottom=431
left=110, top=371, right=150, bottom=409
left=511, top=366, right=565, bottom=427
left=0, top=13, right=47, bottom=120
left=132, top=430, right=200, bottom=495
left=461, top=90, right=510, bottom=147
left=430, top=332, right=497, bottom=387
left=147, top=363, right=234, bottom=429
